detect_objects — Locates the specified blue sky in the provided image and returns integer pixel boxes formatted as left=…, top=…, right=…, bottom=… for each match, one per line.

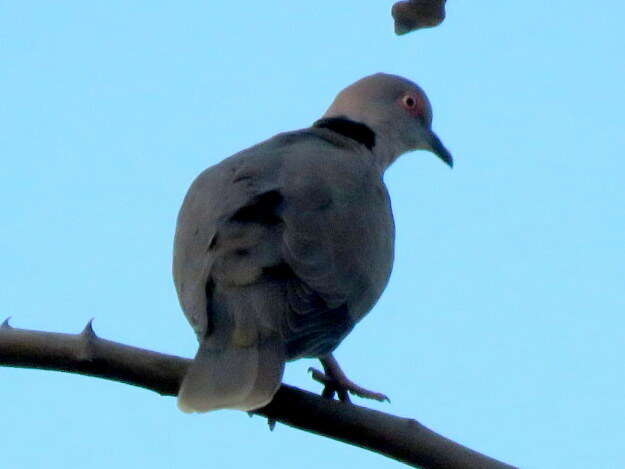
left=1, top=2, right=623, bottom=468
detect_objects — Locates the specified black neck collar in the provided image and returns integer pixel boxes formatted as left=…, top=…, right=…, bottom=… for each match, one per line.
left=312, top=116, right=376, bottom=150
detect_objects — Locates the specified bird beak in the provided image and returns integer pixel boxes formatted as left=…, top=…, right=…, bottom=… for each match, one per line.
left=427, top=131, right=453, bottom=168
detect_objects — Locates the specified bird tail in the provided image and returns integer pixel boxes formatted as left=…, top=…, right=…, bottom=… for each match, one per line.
left=177, top=335, right=285, bottom=413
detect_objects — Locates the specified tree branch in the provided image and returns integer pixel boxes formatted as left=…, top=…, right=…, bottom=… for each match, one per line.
left=0, top=319, right=516, bottom=469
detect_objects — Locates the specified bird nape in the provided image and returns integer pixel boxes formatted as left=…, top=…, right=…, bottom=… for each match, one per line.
left=173, top=73, right=452, bottom=413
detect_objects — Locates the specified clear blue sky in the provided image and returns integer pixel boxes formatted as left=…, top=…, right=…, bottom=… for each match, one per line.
left=1, top=2, right=623, bottom=468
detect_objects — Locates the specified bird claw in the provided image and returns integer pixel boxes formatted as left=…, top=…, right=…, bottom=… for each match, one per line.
left=308, top=366, right=388, bottom=403
left=309, top=367, right=341, bottom=401
left=310, top=367, right=351, bottom=403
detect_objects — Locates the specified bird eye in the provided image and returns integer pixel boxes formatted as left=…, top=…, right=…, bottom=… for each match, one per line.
left=402, top=95, right=417, bottom=108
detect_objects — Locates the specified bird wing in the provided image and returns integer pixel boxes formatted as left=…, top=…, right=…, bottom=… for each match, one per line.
left=276, top=129, right=395, bottom=357
left=173, top=137, right=284, bottom=339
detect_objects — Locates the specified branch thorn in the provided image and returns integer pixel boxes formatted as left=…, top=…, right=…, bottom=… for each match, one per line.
left=81, top=318, right=97, bottom=339
left=267, top=417, right=277, bottom=431
left=1, top=316, right=12, bottom=329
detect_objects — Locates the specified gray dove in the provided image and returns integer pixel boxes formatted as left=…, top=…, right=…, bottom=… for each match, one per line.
left=173, top=73, right=452, bottom=413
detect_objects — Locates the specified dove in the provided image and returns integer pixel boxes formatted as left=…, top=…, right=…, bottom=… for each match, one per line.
left=173, top=73, right=452, bottom=413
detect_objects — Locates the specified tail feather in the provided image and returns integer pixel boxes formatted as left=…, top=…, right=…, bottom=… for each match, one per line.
left=177, top=337, right=285, bottom=413
left=245, top=339, right=286, bottom=409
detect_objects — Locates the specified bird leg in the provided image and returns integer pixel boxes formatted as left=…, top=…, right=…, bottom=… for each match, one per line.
left=308, top=354, right=390, bottom=403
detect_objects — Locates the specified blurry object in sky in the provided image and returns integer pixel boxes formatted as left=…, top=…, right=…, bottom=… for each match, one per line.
left=392, top=0, right=446, bottom=35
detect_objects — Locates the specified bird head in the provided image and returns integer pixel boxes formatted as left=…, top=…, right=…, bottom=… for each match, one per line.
left=322, top=73, right=453, bottom=169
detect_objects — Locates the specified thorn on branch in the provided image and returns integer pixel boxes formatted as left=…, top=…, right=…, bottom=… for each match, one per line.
left=250, top=406, right=277, bottom=431
left=1, top=317, right=12, bottom=329
left=267, top=417, right=277, bottom=431
left=81, top=318, right=97, bottom=339
left=78, top=318, right=97, bottom=360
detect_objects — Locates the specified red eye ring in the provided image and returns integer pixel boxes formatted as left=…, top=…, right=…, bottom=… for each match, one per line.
left=400, top=92, right=428, bottom=124
left=402, top=95, right=417, bottom=108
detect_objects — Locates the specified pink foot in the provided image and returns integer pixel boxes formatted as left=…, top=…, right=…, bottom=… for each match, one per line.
left=308, top=354, right=390, bottom=403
